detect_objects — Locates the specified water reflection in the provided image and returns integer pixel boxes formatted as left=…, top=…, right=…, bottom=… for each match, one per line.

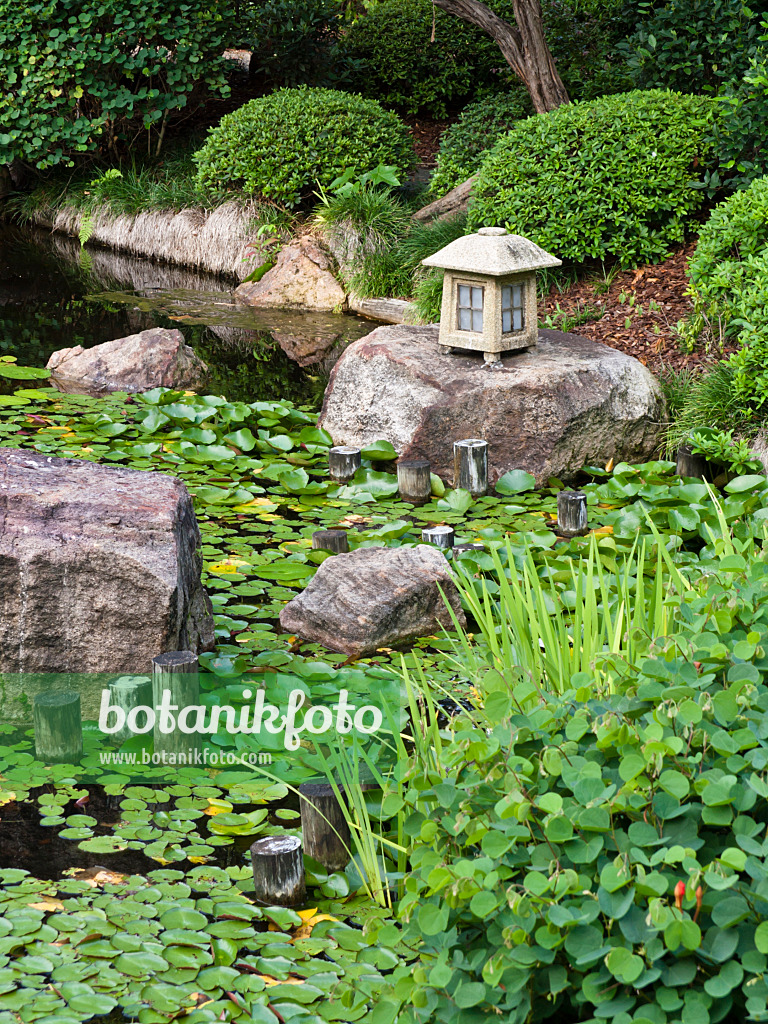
left=0, top=223, right=373, bottom=404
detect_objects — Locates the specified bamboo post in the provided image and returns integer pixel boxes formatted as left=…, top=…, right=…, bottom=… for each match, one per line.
left=312, top=530, right=349, bottom=554
left=34, top=691, right=83, bottom=764
left=676, top=444, right=708, bottom=480
left=397, top=458, right=431, bottom=504
left=151, top=651, right=200, bottom=763
left=108, top=676, right=153, bottom=743
left=250, top=835, right=306, bottom=907
left=299, top=782, right=351, bottom=871
left=557, top=490, right=588, bottom=537
left=422, top=525, right=455, bottom=549
left=453, top=439, right=488, bottom=496
left=329, top=446, right=361, bottom=483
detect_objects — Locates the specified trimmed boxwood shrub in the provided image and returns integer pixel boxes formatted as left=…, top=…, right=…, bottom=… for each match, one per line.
left=468, top=88, right=719, bottom=267
left=686, top=178, right=768, bottom=420
left=192, top=87, right=415, bottom=208
left=429, top=91, right=531, bottom=197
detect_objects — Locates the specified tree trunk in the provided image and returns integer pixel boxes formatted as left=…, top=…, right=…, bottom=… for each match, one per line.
left=431, top=0, right=570, bottom=113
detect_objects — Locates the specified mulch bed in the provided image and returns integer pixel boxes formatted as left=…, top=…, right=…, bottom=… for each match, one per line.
left=401, top=115, right=452, bottom=167
left=540, top=241, right=736, bottom=375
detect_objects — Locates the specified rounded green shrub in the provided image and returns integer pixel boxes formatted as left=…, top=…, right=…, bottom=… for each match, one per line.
left=429, top=91, right=531, bottom=197
left=468, top=88, right=719, bottom=267
left=686, top=178, right=768, bottom=419
left=192, top=87, right=415, bottom=208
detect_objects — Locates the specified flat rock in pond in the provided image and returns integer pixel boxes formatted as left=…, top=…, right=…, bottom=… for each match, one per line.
left=0, top=449, right=215, bottom=715
left=46, top=326, right=206, bottom=395
left=235, top=235, right=346, bottom=312
left=318, top=325, right=665, bottom=486
left=279, top=545, right=465, bottom=657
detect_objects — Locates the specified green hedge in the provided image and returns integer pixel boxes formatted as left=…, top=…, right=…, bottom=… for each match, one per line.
left=0, top=0, right=235, bottom=170
left=468, top=89, right=718, bottom=267
left=429, top=91, right=531, bottom=197
left=688, top=178, right=768, bottom=420
left=193, top=87, right=415, bottom=208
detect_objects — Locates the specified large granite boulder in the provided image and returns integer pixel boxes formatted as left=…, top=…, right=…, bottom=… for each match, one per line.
left=235, top=235, right=346, bottom=312
left=319, top=325, right=665, bottom=485
left=47, top=327, right=207, bottom=396
left=280, top=545, right=464, bottom=657
left=0, top=449, right=215, bottom=681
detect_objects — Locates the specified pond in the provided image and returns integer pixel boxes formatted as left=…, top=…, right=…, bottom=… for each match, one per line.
left=0, top=222, right=374, bottom=405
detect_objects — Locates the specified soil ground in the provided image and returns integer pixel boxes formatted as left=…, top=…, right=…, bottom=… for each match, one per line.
left=540, top=242, right=735, bottom=376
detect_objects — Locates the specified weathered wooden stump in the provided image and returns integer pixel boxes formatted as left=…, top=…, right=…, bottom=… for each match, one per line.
left=299, top=782, right=351, bottom=871
left=108, top=676, right=153, bottom=743
left=312, top=530, right=349, bottom=554
left=676, top=444, right=709, bottom=480
left=151, top=651, right=200, bottom=762
left=397, top=457, right=431, bottom=505
left=454, top=439, right=488, bottom=496
left=422, top=525, right=455, bottom=549
left=557, top=490, right=588, bottom=537
left=34, top=691, right=83, bottom=763
left=329, top=446, right=361, bottom=483
left=250, top=835, right=306, bottom=907
left=453, top=542, right=485, bottom=556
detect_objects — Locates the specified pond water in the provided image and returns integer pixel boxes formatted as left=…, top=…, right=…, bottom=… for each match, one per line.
left=0, top=223, right=374, bottom=405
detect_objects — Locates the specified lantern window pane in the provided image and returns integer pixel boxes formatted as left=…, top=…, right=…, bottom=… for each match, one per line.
left=457, top=283, right=484, bottom=332
left=501, top=282, right=524, bottom=333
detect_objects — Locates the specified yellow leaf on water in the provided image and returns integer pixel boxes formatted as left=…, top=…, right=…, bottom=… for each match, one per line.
left=204, top=799, right=233, bottom=816
left=297, top=908, right=319, bottom=922
left=207, top=559, right=251, bottom=574
left=291, top=911, right=338, bottom=940
left=29, top=899, right=64, bottom=912
left=187, top=856, right=209, bottom=864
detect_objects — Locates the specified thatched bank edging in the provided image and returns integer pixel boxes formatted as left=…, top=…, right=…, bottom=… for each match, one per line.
left=29, top=201, right=263, bottom=281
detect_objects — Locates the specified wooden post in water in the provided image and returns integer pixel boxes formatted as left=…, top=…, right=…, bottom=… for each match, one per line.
left=557, top=490, right=588, bottom=537
left=453, top=542, right=485, bottom=556
left=422, top=525, right=455, bottom=549
left=108, top=676, right=153, bottom=743
left=454, top=439, right=488, bottom=496
left=329, top=446, right=361, bottom=483
left=151, top=651, right=200, bottom=763
left=250, top=835, right=306, bottom=906
left=312, top=530, right=349, bottom=554
left=34, top=691, right=83, bottom=764
left=676, top=444, right=708, bottom=480
left=299, top=782, right=351, bottom=872
left=397, top=458, right=431, bottom=505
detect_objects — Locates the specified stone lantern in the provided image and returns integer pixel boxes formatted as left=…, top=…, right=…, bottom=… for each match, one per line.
left=422, top=226, right=562, bottom=364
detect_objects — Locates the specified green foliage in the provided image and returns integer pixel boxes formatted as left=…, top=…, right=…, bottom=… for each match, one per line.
left=430, top=91, right=531, bottom=198
left=622, top=0, right=767, bottom=94
left=0, top=0, right=235, bottom=170
left=336, top=0, right=517, bottom=118
left=392, top=482, right=768, bottom=1022
left=688, top=427, right=763, bottom=476
left=244, top=0, right=355, bottom=88
left=337, top=0, right=632, bottom=118
left=193, top=87, right=414, bottom=209
left=676, top=178, right=768, bottom=427
left=469, top=88, right=718, bottom=267
left=709, top=38, right=768, bottom=193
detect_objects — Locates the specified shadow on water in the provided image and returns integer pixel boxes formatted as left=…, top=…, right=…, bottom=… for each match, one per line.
left=0, top=223, right=374, bottom=405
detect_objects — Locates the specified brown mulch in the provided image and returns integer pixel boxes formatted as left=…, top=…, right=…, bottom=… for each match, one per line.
left=401, top=116, right=452, bottom=167
left=539, top=241, right=736, bottom=375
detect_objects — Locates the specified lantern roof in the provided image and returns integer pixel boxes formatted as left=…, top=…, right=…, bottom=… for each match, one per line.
left=422, top=227, right=562, bottom=276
